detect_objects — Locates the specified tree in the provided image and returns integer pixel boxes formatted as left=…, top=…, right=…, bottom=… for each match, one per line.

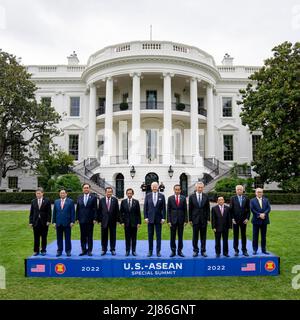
left=238, top=41, right=300, bottom=192
left=0, top=50, right=61, bottom=187
left=54, top=174, right=82, bottom=192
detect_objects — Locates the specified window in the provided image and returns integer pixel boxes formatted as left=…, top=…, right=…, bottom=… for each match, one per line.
left=254, top=176, right=264, bottom=189
left=223, top=135, right=233, bottom=161
left=8, top=177, right=18, bottom=189
left=122, top=132, right=128, bottom=160
left=146, top=90, right=157, bottom=109
left=41, top=97, right=52, bottom=107
left=222, top=97, right=233, bottom=117
left=174, top=131, right=182, bottom=160
left=97, top=137, right=104, bottom=159
left=69, top=134, right=79, bottom=160
left=199, top=134, right=205, bottom=157
left=122, top=93, right=129, bottom=103
left=252, top=135, right=261, bottom=161
left=146, top=129, right=158, bottom=160
left=198, top=97, right=205, bottom=115
left=70, top=97, right=80, bottom=117
left=174, top=93, right=181, bottom=104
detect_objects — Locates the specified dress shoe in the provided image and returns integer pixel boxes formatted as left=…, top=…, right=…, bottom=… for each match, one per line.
left=66, top=252, right=71, bottom=257
left=170, top=251, right=176, bottom=257
left=262, top=251, right=270, bottom=255
left=101, top=251, right=107, bottom=256
left=253, top=251, right=257, bottom=255
left=147, top=251, right=153, bottom=257
left=157, top=251, right=161, bottom=257
left=193, top=252, right=198, bottom=257
left=33, top=252, right=39, bottom=256
left=87, top=252, right=93, bottom=256
left=178, top=252, right=185, bottom=257
left=224, top=254, right=230, bottom=257
left=111, top=250, right=116, bottom=256
left=132, top=251, right=137, bottom=256
left=40, top=251, right=46, bottom=256
left=234, top=251, right=239, bottom=257
left=243, top=251, right=249, bottom=257
left=125, top=251, right=130, bottom=257
left=201, top=252, right=208, bottom=257
left=79, top=252, right=86, bottom=256
left=216, top=254, right=220, bottom=258
left=56, top=252, right=62, bottom=257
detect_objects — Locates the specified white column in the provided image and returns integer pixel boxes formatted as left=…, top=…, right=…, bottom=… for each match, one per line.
left=101, top=77, right=113, bottom=165
left=206, top=84, right=215, bottom=158
left=88, top=84, right=97, bottom=158
left=130, top=73, right=141, bottom=164
left=190, top=78, right=202, bottom=166
left=163, top=73, right=174, bottom=164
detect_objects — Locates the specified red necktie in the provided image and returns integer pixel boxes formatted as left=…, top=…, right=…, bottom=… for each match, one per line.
left=176, top=195, right=180, bottom=207
left=61, top=199, right=64, bottom=210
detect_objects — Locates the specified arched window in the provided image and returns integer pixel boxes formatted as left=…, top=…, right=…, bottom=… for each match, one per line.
left=115, top=173, right=124, bottom=199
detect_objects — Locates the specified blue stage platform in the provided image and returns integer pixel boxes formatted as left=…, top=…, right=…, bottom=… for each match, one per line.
left=25, top=240, right=280, bottom=278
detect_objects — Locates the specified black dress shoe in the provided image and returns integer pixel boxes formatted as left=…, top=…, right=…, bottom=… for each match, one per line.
left=224, top=254, right=230, bottom=257
left=87, top=252, right=93, bottom=257
left=101, top=251, right=107, bottom=256
left=33, top=252, right=39, bottom=256
left=132, top=251, right=137, bottom=256
left=41, top=251, right=46, bottom=256
left=243, top=251, right=249, bottom=257
left=66, top=252, right=71, bottom=257
left=178, top=252, right=185, bottom=257
left=262, top=251, right=270, bottom=255
left=170, top=251, right=176, bottom=257
left=111, top=250, right=116, bottom=256
left=234, top=251, right=239, bottom=257
left=216, top=254, right=220, bottom=258
left=125, top=251, right=130, bottom=257
left=79, top=252, right=86, bottom=256
left=193, top=252, right=198, bottom=257
left=147, top=251, right=153, bottom=257
left=253, top=251, right=257, bottom=255
left=157, top=251, right=161, bottom=257
left=56, top=252, right=62, bottom=257
left=201, top=252, right=208, bottom=257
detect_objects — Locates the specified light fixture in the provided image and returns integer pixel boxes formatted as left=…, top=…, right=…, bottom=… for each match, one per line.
left=130, top=166, right=136, bottom=179
left=168, top=165, right=174, bottom=178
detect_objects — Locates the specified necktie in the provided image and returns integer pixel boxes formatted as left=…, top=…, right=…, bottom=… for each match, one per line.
left=198, top=193, right=201, bottom=206
left=60, top=199, right=64, bottom=210
left=153, top=193, right=157, bottom=206
left=38, top=199, right=41, bottom=209
left=220, top=206, right=224, bottom=216
left=176, top=195, right=180, bottom=207
left=107, top=198, right=110, bottom=211
left=239, top=196, right=243, bottom=207
left=258, top=198, right=262, bottom=209
left=128, top=199, right=131, bottom=210
left=84, top=195, right=88, bottom=206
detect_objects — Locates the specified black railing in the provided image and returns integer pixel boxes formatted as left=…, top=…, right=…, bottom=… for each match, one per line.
left=198, top=107, right=207, bottom=116
left=113, top=102, right=132, bottom=112
left=171, top=103, right=191, bottom=112
left=140, top=101, right=164, bottom=110
left=96, top=106, right=105, bottom=116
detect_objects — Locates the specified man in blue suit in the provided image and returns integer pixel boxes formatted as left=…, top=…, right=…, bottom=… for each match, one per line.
left=76, top=183, right=98, bottom=256
left=52, top=189, right=75, bottom=257
left=250, top=188, right=271, bottom=255
left=144, top=181, right=166, bottom=257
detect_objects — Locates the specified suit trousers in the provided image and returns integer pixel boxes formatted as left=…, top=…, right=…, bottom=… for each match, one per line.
left=124, top=225, right=138, bottom=252
left=192, top=224, right=207, bottom=253
left=170, top=222, right=184, bottom=252
left=233, top=223, right=247, bottom=252
left=101, top=223, right=116, bottom=252
left=33, top=219, right=48, bottom=253
left=147, top=223, right=162, bottom=252
left=56, top=225, right=71, bottom=253
left=215, top=229, right=229, bottom=255
left=79, top=223, right=94, bottom=253
left=252, top=224, right=267, bottom=252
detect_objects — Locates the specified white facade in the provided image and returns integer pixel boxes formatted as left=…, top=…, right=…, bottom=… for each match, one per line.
left=1, top=41, right=265, bottom=197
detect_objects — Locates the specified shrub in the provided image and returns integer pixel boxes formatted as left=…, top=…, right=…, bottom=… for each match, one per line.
left=215, top=177, right=254, bottom=193
left=53, top=174, right=82, bottom=192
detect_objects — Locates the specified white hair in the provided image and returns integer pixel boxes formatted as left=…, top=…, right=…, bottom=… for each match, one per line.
left=195, top=182, right=204, bottom=188
left=151, top=181, right=159, bottom=187
left=235, top=185, right=244, bottom=191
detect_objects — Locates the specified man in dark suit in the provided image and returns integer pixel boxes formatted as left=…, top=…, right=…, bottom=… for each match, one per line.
left=250, top=188, right=271, bottom=255
left=189, top=182, right=210, bottom=257
left=230, top=185, right=250, bottom=256
left=98, top=187, right=120, bottom=256
left=29, top=187, right=52, bottom=256
left=120, top=188, right=141, bottom=256
left=76, top=183, right=98, bottom=256
left=211, top=196, right=232, bottom=257
left=144, top=181, right=166, bottom=257
left=52, top=189, right=75, bottom=257
left=167, top=184, right=188, bottom=257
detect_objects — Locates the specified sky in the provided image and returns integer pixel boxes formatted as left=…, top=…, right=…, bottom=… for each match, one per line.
left=0, top=0, right=299, bottom=66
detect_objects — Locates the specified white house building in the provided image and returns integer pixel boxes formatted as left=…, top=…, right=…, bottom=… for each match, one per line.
left=1, top=41, right=266, bottom=198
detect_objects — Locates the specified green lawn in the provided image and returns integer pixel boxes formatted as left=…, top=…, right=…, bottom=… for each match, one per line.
left=0, top=210, right=299, bottom=300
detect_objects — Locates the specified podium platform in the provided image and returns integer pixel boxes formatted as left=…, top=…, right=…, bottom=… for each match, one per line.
left=25, top=240, right=280, bottom=278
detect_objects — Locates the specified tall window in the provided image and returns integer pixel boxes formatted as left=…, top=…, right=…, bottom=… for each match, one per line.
left=146, top=129, right=158, bottom=160
left=122, top=93, right=129, bottom=103
left=70, top=97, right=80, bottom=117
left=199, top=134, right=205, bottom=157
left=98, top=136, right=104, bottom=159
left=146, top=90, right=157, bottom=109
left=174, top=93, right=181, bottom=104
left=173, top=131, right=182, bottom=161
left=122, top=132, right=128, bottom=160
left=8, top=177, right=18, bottom=189
left=222, top=97, right=232, bottom=117
left=252, top=135, right=261, bottom=161
left=69, top=134, right=79, bottom=160
left=223, top=135, right=233, bottom=161
left=41, top=97, right=52, bottom=107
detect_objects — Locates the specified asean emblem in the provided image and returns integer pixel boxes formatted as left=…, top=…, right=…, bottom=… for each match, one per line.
left=265, top=260, right=276, bottom=272
left=55, top=263, right=66, bottom=275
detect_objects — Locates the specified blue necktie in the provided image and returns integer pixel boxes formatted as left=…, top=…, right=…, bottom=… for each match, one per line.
left=239, top=196, right=242, bottom=207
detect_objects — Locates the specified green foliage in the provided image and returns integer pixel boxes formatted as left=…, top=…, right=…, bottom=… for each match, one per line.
left=238, top=41, right=300, bottom=186
left=278, top=176, right=300, bottom=193
left=53, top=174, right=82, bottom=192
left=0, top=50, right=61, bottom=184
left=215, top=177, right=254, bottom=193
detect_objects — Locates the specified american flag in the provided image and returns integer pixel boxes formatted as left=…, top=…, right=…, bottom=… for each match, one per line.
left=30, top=264, right=46, bottom=273
left=241, top=263, right=256, bottom=272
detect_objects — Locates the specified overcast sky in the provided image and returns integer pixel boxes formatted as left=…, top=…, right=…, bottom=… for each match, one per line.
left=0, top=0, right=299, bottom=66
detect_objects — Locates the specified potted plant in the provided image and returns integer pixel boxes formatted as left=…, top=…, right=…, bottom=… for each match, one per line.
left=176, top=103, right=185, bottom=111
left=119, top=102, right=129, bottom=110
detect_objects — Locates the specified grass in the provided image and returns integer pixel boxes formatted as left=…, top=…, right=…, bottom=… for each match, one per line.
left=0, top=210, right=299, bottom=300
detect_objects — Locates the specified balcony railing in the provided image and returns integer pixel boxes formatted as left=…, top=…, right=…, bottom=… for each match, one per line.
left=175, top=155, right=194, bottom=164
left=96, top=105, right=105, bottom=116
left=113, top=102, right=132, bottom=112
left=141, top=155, right=163, bottom=164
left=110, top=156, right=129, bottom=164
left=198, top=107, right=207, bottom=116
left=171, top=103, right=191, bottom=112
left=140, top=101, right=164, bottom=110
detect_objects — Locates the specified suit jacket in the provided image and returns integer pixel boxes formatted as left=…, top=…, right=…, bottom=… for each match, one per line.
left=29, top=197, right=52, bottom=227
left=75, top=194, right=98, bottom=224
left=143, top=192, right=166, bottom=224
left=52, top=198, right=75, bottom=227
left=188, top=192, right=210, bottom=226
left=211, top=205, right=232, bottom=232
left=120, top=198, right=142, bottom=227
left=250, top=197, right=271, bottom=225
left=230, top=195, right=250, bottom=223
left=167, top=195, right=188, bottom=225
left=98, top=196, right=120, bottom=228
